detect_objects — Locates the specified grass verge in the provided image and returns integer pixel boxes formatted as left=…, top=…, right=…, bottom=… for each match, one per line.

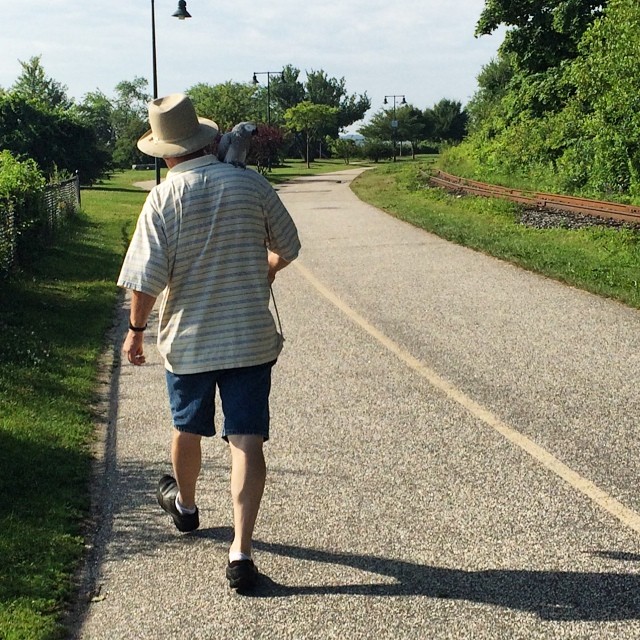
left=0, top=171, right=145, bottom=639
left=351, top=160, right=640, bottom=309
left=264, top=158, right=370, bottom=184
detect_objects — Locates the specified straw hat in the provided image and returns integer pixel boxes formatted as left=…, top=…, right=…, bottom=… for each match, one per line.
left=137, top=93, right=219, bottom=158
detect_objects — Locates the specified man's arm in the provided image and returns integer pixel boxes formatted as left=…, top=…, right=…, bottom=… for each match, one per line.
left=122, top=290, right=157, bottom=366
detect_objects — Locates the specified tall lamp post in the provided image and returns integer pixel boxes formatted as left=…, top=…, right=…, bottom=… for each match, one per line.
left=252, top=70, right=285, bottom=126
left=151, top=0, right=192, bottom=185
left=383, top=94, right=406, bottom=162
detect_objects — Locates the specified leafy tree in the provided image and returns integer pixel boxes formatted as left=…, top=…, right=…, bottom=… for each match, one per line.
left=329, top=137, right=358, bottom=164
left=110, top=78, right=151, bottom=168
left=466, top=56, right=514, bottom=131
left=446, top=0, right=640, bottom=199
left=285, top=102, right=338, bottom=168
left=398, top=106, right=431, bottom=159
left=0, top=94, right=108, bottom=183
left=428, top=99, right=468, bottom=143
left=361, top=140, right=392, bottom=163
left=76, top=90, right=115, bottom=160
left=565, top=0, right=640, bottom=194
left=359, top=104, right=430, bottom=158
left=247, top=124, right=287, bottom=174
left=188, top=81, right=259, bottom=132
left=476, top=0, right=607, bottom=74
left=10, top=55, right=71, bottom=109
left=304, top=69, right=370, bottom=134
left=268, top=65, right=306, bottom=115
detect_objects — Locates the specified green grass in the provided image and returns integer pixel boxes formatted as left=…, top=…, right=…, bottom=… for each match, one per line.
left=351, top=160, right=640, bottom=309
left=261, top=158, right=371, bottom=184
left=0, top=171, right=146, bottom=639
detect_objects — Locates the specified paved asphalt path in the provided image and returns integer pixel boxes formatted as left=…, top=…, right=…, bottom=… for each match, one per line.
left=74, top=169, right=640, bottom=639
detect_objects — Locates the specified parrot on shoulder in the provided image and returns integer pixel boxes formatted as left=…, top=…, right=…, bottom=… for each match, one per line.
left=217, top=121, right=258, bottom=168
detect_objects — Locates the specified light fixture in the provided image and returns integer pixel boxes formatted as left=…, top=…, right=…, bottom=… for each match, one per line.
left=172, top=0, right=191, bottom=20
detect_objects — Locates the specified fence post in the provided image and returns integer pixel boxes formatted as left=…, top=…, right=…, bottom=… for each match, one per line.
left=75, top=171, right=81, bottom=208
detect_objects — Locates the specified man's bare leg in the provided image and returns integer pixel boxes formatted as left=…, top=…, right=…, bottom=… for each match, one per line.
left=227, top=434, right=266, bottom=557
left=171, top=430, right=202, bottom=509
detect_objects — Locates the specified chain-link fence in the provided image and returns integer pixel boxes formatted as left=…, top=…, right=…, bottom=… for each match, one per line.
left=0, top=175, right=80, bottom=277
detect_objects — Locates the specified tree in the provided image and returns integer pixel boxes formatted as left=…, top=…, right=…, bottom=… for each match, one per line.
left=188, top=81, right=259, bottom=132
left=110, top=78, right=151, bottom=168
left=0, top=94, right=108, bottom=183
left=476, top=0, right=607, bottom=74
left=330, top=137, right=358, bottom=164
left=359, top=104, right=430, bottom=158
left=466, top=55, right=514, bottom=132
left=564, top=0, right=640, bottom=194
left=304, top=69, right=370, bottom=134
left=247, top=124, right=287, bottom=174
left=361, top=140, right=392, bottom=163
left=269, top=65, right=306, bottom=115
left=429, top=99, right=468, bottom=143
left=285, top=102, right=338, bottom=168
left=11, top=55, right=71, bottom=109
left=76, top=90, right=115, bottom=160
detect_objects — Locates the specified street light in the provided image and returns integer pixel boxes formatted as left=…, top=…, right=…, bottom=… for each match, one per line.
left=252, top=70, right=285, bottom=126
left=151, top=0, right=191, bottom=185
left=383, top=94, right=406, bottom=162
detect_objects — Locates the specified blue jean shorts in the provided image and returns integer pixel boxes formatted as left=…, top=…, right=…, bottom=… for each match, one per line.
left=165, top=360, right=276, bottom=440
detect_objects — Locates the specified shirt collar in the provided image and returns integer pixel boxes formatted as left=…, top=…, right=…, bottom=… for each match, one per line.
left=166, top=154, right=218, bottom=176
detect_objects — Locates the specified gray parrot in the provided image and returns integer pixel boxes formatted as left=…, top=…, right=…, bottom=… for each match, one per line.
left=217, top=121, right=258, bottom=168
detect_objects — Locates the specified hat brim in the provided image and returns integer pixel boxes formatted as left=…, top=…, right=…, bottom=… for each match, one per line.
left=137, top=118, right=219, bottom=158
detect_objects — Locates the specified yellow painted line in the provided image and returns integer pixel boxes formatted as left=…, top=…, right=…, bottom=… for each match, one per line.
left=294, top=261, right=640, bottom=535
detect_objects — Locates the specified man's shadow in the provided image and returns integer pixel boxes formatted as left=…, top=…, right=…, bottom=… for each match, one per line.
left=196, top=527, right=640, bottom=621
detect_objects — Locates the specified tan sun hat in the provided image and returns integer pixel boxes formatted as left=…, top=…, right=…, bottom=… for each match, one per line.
left=137, top=93, right=219, bottom=158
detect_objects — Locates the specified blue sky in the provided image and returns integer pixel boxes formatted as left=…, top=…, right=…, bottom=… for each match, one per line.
left=1, top=0, right=503, bottom=132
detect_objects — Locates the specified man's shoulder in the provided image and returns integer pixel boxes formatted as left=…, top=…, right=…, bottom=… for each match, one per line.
left=213, top=163, right=271, bottom=186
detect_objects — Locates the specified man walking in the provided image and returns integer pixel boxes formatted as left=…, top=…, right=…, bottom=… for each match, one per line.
left=117, top=93, right=300, bottom=590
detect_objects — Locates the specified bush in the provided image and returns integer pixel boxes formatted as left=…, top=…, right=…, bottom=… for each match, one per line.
left=330, top=138, right=358, bottom=164
left=0, top=151, right=46, bottom=274
left=248, top=124, right=286, bottom=174
left=362, top=140, right=392, bottom=163
left=0, top=150, right=46, bottom=233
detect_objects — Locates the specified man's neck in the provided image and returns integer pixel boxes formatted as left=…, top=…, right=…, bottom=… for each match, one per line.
left=165, top=149, right=207, bottom=169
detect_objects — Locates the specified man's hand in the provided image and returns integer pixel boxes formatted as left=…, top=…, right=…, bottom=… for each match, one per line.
left=123, top=331, right=146, bottom=365
left=267, top=251, right=290, bottom=284
left=122, top=290, right=156, bottom=365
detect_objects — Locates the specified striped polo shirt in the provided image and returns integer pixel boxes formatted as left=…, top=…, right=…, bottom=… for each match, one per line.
left=117, top=155, right=301, bottom=374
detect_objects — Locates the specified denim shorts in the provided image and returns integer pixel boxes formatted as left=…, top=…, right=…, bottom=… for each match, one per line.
left=165, top=360, right=276, bottom=440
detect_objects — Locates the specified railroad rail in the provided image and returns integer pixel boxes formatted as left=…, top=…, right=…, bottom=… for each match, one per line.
left=429, top=170, right=640, bottom=226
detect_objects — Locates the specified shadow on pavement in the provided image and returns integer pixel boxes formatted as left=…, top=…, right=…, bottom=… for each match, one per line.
left=76, top=450, right=640, bottom=627
left=193, top=528, right=640, bottom=622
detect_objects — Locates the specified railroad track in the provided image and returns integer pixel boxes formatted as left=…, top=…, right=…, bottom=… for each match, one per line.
left=429, top=170, right=640, bottom=226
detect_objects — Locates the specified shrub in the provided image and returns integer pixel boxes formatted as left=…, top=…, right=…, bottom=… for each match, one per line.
left=362, top=140, right=392, bottom=163
left=0, top=150, right=46, bottom=233
left=0, top=151, right=46, bottom=273
left=248, top=124, right=286, bottom=174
